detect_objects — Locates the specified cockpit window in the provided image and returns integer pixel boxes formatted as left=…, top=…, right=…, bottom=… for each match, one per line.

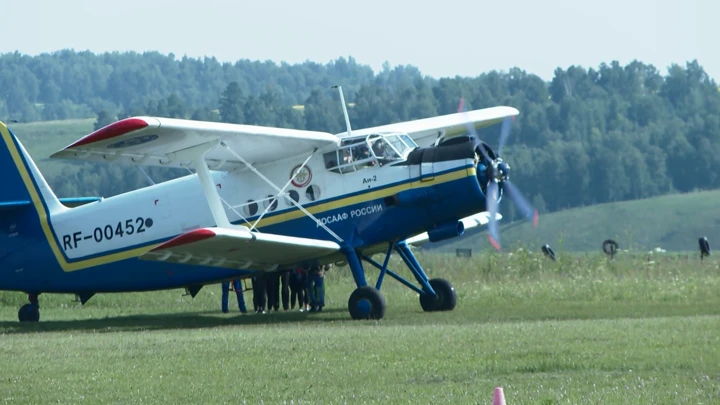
left=400, top=134, right=417, bottom=149
left=323, top=132, right=417, bottom=174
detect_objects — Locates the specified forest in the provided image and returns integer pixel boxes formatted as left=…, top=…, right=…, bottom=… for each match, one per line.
left=1, top=50, right=719, bottom=221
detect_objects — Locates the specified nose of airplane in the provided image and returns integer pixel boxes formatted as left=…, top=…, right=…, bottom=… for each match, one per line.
left=496, top=160, right=510, bottom=181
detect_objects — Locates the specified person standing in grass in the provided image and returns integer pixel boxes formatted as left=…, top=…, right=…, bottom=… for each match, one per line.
left=306, top=264, right=330, bottom=312
left=251, top=275, right=267, bottom=314
left=280, top=270, right=291, bottom=311
left=289, top=267, right=309, bottom=311
left=265, top=272, right=281, bottom=312
left=221, top=279, right=247, bottom=314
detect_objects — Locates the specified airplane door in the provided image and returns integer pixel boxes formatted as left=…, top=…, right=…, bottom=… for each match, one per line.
left=420, top=148, right=435, bottom=182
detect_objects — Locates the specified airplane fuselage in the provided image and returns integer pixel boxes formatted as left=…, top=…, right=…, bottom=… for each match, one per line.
left=1, top=127, right=488, bottom=295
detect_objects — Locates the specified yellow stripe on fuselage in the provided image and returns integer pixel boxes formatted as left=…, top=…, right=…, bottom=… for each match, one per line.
left=245, top=166, right=476, bottom=229
left=1, top=122, right=476, bottom=272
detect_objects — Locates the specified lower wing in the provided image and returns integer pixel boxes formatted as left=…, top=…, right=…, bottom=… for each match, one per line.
left=139, top=227, right=340, bottom=271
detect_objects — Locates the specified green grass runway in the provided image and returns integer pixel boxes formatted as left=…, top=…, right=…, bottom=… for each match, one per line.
left=0, top=252, right=719, bottom=404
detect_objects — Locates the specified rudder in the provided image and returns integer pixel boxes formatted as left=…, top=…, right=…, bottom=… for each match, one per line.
left=0, top=121, right=64, bottom=214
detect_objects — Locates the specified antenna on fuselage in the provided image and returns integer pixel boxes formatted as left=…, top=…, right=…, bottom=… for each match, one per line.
left=332, top=85, right=352, bottom=137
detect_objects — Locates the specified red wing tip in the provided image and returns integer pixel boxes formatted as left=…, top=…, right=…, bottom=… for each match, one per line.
left=457, top=98, right=465, bottom=113
left=152, top=228, right=216, bottom=251
left=67, top=117, right=150, bottom=148
left=533, top=210, right=539, bottom=227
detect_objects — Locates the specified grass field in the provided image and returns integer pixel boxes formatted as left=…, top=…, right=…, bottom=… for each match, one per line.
left=1, top=251, right=719, bottom=404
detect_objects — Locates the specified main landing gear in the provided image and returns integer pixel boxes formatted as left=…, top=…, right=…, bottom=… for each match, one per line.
left=18, top=293, right=40, bottom=322
left=343, top=241, right=457, bottom=320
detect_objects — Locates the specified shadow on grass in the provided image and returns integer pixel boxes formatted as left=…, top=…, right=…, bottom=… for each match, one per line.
left=4, top=302, right=720, bottom=335
left=0, top=307, right=354, bottom=334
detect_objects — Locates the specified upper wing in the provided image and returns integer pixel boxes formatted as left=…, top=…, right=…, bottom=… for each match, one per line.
left=345, top=106, right=519, bottom=147
left=405, top=211, right=502, bottom=247
left=140, top=227, right=341, bottom=271
left=50, top=117, right=340, bottom=169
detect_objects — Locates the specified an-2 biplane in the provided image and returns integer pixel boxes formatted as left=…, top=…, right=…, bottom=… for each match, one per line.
left=0, top=87, right=538, bottom=322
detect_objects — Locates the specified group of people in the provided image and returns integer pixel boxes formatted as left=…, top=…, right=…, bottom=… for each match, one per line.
left=221, top=264, right=331, bottom=314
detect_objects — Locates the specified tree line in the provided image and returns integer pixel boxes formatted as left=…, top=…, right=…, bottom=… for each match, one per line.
left=2, top=50, right=719, bottom=221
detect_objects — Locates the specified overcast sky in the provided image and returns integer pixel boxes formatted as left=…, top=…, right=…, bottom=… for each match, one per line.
left=1, top=0, right=715, bottom=81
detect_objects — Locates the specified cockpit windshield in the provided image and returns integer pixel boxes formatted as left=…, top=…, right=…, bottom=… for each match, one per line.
left=323, top=132, right=418, bottom=174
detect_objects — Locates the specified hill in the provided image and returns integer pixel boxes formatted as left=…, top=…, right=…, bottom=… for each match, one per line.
left=434, top=189, right=720, bottom=253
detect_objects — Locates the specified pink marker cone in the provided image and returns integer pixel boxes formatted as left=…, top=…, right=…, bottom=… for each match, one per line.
left=493, top=387, right=506, bottom=405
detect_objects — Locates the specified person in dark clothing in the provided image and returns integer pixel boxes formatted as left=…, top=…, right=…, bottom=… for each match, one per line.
left=280, top=270, right=290, bottom=311
left=306, top=264, right=329, bottom=312
left=289, top=267, right=308, bottom=311
left=221, top=279, right=247, bottom=314
left=266, top=272, right=280, bottom=312
left=251, top=275, right=267, bottom=314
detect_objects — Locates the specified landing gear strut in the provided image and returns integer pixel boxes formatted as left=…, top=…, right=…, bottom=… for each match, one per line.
left=18, top=293, right=40, bottom=322
left=342, top=241, right=457, bottom=320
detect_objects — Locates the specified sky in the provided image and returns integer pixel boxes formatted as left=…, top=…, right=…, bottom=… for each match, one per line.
left=1, top=0, right=716, bottom=81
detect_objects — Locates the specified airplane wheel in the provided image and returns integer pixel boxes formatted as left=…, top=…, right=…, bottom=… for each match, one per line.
left=18, top=304, right=39, bottom=322
left=419, top=278, right=457, bottom=312
left=348, top=286, right=386, bottom=320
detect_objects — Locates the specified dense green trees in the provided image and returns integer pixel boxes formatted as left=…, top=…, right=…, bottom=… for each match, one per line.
left=2, top=50, right=718, bottom=220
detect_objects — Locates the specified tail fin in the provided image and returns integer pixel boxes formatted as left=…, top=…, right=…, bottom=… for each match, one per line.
left=0, top=121, right=64, bottom=215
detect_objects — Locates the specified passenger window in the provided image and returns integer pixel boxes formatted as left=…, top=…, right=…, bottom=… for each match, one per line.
left=243, top=200, right=258, bottom=216
left=264, top=195, right=278, bottom=211
left=285, top=190, right=299, bottom=206
left=306, top=184, right=321, bottom=201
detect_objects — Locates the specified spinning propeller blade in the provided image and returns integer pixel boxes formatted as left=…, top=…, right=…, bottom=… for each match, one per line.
left=497, top=116, right=513, bottom=156
left=457, top=98, right=492, bottom=162
left=486, top=181, right=501, bottom=251
left=456, top=98, right=539, bottom=251
left=503, top=180, right=539, bottom=227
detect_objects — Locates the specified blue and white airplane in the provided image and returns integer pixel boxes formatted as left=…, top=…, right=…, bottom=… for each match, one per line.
left=1, top=88, right=537, bottom=322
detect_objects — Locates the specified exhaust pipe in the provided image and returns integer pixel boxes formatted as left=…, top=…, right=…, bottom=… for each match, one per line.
left=427, top=220, right=465, bottom=243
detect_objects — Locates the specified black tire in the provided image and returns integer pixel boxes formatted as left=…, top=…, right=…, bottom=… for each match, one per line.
left=18, top=304, right=39, bottom=322
left=602, top=239, right=618, bottom=256
left=348, top=286, right=386, bottom=320
left=419, top=278, right=457, bottom=312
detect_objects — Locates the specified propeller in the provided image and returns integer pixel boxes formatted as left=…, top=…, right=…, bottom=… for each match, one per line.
left=457, top=98, right=539, bottom=251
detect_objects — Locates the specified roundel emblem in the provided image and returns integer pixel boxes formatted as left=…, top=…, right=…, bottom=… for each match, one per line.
left=290, top=165, right=312, bottom=188
left=107, top=134, right=159, bottom=149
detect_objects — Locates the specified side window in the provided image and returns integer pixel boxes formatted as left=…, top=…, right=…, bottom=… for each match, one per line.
left=243, top=200, right=258, bottom=216
left=324, top=151, right=338, bottom=170
left=285, top=190, right=299, bottom=206
left=264, top=195, right=278, bottom=211
left=306, top=184, right=321, bottom=201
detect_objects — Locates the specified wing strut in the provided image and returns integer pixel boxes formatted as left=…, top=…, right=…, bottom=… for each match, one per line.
left=219, top=141, right=344, bottom=243
left=168, top=140, right=237, bottom=230
left=178, top=163, right=259, bottom=231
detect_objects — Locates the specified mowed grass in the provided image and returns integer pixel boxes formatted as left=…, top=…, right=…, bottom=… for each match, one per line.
left=1, top=251, right=719, bottom=404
